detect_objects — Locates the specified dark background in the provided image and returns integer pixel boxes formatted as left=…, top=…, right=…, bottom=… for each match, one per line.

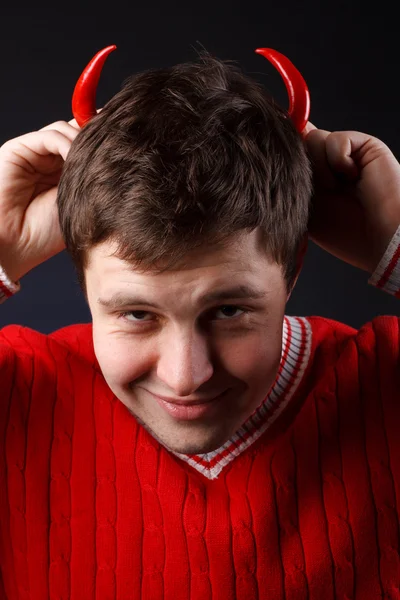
left=0, top=0, right=398, bottom=333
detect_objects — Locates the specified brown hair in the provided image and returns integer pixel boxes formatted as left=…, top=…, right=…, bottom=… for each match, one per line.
left=57, top=52, right=312, bottom=297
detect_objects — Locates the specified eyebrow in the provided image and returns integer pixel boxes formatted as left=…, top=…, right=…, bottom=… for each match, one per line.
left=97, top=284, right=267, bottom=310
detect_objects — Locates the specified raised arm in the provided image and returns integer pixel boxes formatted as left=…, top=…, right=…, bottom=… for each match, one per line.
left=303, top=123, right=400, bottom=281
left=0, top=119, right=79, bottom=302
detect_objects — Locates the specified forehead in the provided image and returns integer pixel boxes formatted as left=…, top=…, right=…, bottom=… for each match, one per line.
left=85, top=230, right=283, bottom=299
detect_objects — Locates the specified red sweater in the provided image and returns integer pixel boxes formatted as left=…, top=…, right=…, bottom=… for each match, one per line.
left=1, top=229, right=400, bottom=600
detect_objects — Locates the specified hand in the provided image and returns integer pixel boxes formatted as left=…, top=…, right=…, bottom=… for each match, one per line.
left=0, top=119, right=80, bottom=282
left=303, top=123, right=400, bottom=273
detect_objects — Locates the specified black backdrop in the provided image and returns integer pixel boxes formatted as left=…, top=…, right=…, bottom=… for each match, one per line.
left=0, top=0, right=399, bottom=333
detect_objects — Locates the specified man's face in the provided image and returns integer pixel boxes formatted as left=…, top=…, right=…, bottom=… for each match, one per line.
left=85, top=229, right=291, bottom=455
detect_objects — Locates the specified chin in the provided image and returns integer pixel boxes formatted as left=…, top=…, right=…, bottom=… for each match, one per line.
left=130, top=413, right=233, bottom=455
left=153, top=423, right=237, bottom=455
left=168, top=438, right=225, bottom=455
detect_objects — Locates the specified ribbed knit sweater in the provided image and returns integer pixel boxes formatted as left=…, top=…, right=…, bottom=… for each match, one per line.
left=1, top=229, right=400, bottom=600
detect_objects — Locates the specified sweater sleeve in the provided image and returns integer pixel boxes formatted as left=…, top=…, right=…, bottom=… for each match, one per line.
left=0, top=265, right=20, bottom=304
left=368, top=224, right=400, bottom=297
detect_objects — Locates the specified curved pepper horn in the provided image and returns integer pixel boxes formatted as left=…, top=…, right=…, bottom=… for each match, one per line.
left=255, top=48, right=310, bottom=134
left=72, top=45, right=117, bottom=127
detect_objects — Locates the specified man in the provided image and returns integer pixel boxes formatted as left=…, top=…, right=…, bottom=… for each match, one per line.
left=0, top=47, right=399, bottom=599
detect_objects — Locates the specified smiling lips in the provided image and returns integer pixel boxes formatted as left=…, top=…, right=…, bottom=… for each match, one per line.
left=151, top=392, right=224, bottom=405
left=148, top=390, right=229, bottom=420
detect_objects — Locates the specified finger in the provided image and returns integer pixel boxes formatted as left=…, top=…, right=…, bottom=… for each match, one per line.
left=67, top=117, right=80, bottom=130
left=2, top=129, right=73, bottom=163
left=325, top=132, right=363, bottom=180
left=302, top=121, right=318, bottom=137
left=304, top=128, right=337, bottom=189
left=325, top=130, right=393, bottom=174
left=39, top=120, right=80, bottom=142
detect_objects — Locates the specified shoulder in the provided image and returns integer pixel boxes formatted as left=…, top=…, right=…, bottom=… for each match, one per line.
left=300, top=314, right=400, bottom=391
left=306, top=313, right=399, bottom=355
left=0, top=322, right=100, bottom=373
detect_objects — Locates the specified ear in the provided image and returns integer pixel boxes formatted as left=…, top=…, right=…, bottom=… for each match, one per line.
left=286, top=234, right=309, bottom=301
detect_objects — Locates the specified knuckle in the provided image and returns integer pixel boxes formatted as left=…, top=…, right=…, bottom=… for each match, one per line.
left=52, top=120, right=69, bottom=128
left=0, top=139, right=11, bottom=151
left=43, top=129, right=65, bottom=143
left=0, top=138, right=20, bottom=154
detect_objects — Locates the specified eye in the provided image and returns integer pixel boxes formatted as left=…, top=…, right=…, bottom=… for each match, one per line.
left=118, top=305, right=247, bottom=324
left=119, top=310, right=152, bottom=322
left=213, top=305, right=245, bottom=320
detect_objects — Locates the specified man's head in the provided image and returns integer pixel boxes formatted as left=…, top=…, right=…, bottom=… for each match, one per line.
left=57, top=53, right=312, bottom=453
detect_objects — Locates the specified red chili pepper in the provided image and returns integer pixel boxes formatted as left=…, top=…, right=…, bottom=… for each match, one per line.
left=255, top=48, right=310, bottom=134
left=72, top=45, right=117, bottom=127
left=71, top=45, right=309, bottom=133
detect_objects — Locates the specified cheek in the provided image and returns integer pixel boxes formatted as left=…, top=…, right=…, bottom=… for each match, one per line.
left=93, top=331, right=151, bottom=387
left=222, top=329, right=282, bottom=381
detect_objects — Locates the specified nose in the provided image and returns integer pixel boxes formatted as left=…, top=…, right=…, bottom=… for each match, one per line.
left=156, top=328, right=214, bottom=397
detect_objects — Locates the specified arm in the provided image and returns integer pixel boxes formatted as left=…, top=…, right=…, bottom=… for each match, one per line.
left=0, top=119, right=80, bottom=306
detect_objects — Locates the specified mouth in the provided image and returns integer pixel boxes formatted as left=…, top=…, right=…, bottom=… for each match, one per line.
left=147, top=389, right=229, bottom=421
